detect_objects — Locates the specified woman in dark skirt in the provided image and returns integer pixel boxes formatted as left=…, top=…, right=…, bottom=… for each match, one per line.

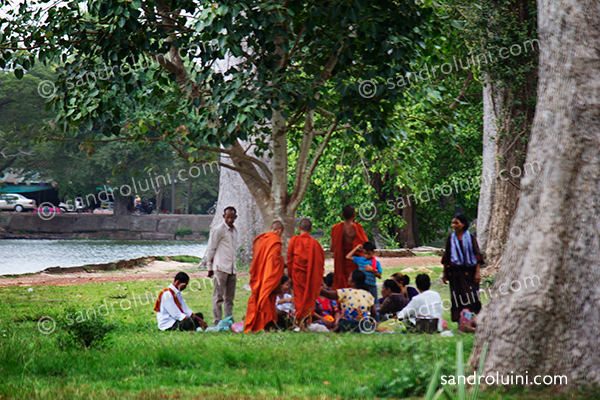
left=441, top=213, right=483, bottom=323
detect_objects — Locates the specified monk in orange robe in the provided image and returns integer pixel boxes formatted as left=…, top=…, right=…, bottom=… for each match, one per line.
left=331, top=205, right=368, bottom=289
left=287, top=218, right=325, bottom=326
left=244, top=221, right=286, bottom=333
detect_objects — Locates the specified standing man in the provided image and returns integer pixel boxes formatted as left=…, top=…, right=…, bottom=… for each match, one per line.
left=244, top=221, right=286, bottom=333
left=331, top=205, right=368, bottom=289
left=200, top=206, right=238, bottom=325
left=287, top=218, right=325, bottom=327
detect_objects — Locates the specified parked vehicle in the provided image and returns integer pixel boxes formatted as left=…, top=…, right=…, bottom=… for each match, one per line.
left=0, top=193, right=36, bottom=212
left=134, top=200, right=155, bottom=215
left=100, top=201, right=114, bottom=211
left=59, top=199, right=85, bottom=213
left=207, top=202, right=217, bottom=215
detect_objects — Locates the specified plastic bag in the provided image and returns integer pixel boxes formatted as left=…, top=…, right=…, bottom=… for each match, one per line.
left=231, top=321, right=244, bottom=333
left=216, top=315, right=234, bottom=331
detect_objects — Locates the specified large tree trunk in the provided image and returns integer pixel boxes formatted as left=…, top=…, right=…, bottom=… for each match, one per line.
left=476, top=77, right=498, bottom=251
left=212, top=155, right=266, bottom=264
left=471, top=0, right=600, bottom=385
left=477, top=10, right=538, bottom=267
left=401, top=204, right=420, bottom=249
left=113, top=196, right=129, bottom=216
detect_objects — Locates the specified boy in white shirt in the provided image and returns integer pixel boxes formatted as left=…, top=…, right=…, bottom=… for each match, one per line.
left=154, top=272, right=208, bottom=331
left=397, top=274, right=443, bottom=331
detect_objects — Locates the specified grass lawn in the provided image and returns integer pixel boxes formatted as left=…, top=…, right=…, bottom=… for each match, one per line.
left=0, top=266, right=596, bottom=399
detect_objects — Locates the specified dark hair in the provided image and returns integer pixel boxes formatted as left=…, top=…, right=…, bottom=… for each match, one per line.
left=363, top=241, right=376, bottom=252
left=174, top=272, right=190, bottom=284
left=299, top=218, right=312, bottom=232
left=223, top=206, right=237, bottom=215
left=415, top=274, right=430, bottom=291
left=342, top=205, right=355, bottom=220
left=280, top=275, right=290, bottom=286
left=350, top=269, right=369, bottom=291
left=452, top=213, right=469, bottom=230
left=323, top=272, right=335, bottom=288
left=383, top=279, right=401, bottom=293
left=392, top=273, right=409, bottom=286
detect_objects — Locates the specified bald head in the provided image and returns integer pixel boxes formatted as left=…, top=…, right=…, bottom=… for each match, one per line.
left=271, top=220, right=284, bottom=236
left=299, top=218, right=312, bottom=233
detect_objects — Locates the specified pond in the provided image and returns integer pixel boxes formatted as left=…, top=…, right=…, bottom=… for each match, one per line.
left=0, top=239, right=207, bottom=276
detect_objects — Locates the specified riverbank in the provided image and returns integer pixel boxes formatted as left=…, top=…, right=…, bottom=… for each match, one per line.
left=0, top=212, right=213, bottom=241
left=0, top=256, right=441, bottom=287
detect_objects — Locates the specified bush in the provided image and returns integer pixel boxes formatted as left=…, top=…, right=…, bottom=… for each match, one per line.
left=174, top=227, right=193, bottom=238
left=58, top=307, right=115, bottom=349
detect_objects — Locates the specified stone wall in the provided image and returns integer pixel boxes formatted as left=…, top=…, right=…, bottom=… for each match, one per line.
left=0, top=213, right=213, bottom=241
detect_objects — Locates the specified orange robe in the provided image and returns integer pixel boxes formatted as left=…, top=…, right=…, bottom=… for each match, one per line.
left=331, top=222, right=368, bottom=289
left=244, top=231, right=285, bottom=333
left=287, top=233, right=325, bottom=323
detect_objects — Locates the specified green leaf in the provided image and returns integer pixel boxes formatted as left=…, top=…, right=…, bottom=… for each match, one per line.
left=14, top=68, right=23, bottom=79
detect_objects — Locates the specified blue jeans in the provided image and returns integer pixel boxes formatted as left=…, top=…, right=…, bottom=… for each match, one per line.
left=367, top=284, right=378, bottom=301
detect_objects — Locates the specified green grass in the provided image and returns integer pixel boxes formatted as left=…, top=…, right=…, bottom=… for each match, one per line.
left=0, top=272, right=594, bottom=399
left=413, top=252, right=440, bottom=257
left=170, top=255, right=202, bottom=263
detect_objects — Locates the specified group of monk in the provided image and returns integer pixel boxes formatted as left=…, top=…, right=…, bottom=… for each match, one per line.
left=244, top=205, right=367, bottom=333
left=154, top=204, right=370, bottom=333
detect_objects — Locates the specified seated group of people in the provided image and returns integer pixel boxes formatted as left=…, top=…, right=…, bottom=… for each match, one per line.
left=155, top=268, right=443, bottom=334
left=273, top=269, right=443, bottom=333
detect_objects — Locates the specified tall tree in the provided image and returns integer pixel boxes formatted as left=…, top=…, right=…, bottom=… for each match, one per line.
left=474, top=0, right=538, bottom=267
left=471, top=0, right=600, bottom=384
left=1, top=0, right=432, bottom=247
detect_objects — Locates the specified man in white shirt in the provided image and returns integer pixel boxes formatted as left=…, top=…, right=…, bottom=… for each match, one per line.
left=155, top=272, right=207, bottom=331
left=200, top=206, right=239, bottom=325
left=397, top=274, right=444, bottom=331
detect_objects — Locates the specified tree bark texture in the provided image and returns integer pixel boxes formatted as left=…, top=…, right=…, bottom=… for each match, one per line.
left=212, top=149, right=268, bottom=264
left=476, top=1, right=538, bottom=268
left=476, top=77, right=499, bottom=250
left=479, top=72, right=537, bottom=267
left=471, top=0, right=600, bottom=385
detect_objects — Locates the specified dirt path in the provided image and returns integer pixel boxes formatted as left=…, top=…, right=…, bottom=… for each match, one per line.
left=0, top=256, right=441, bottom=288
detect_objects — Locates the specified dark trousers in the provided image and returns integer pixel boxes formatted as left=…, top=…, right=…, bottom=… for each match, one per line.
left=166, top=313, right=205, bottom=331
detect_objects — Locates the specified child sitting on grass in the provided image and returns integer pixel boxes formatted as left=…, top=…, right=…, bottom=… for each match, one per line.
left=313, top=272, right=340, bottom=330
left=346, top=241, right=382, bottom=300
left=276, top=275, right=294, bottom=329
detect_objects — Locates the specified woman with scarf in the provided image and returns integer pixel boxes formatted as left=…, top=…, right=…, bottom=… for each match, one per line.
left=441, top=213, right=483, bottom=324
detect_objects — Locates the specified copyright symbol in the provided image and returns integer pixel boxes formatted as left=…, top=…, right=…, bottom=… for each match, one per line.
left=358, top=202, right=377, bottom=221
left=358, top=79, right=377, bottom=98
left=38, top=316, right=56, bottom=335
left=37, top=202, right=57, bottom=221
left=359, top=316, right=377, bottom=334
left=38, top=80, right=57, bottom=99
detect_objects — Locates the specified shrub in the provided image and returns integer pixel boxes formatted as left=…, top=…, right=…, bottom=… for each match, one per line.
left=174, top=227, right=193, bottom=238
left=58, top=307, right=115, bottom=349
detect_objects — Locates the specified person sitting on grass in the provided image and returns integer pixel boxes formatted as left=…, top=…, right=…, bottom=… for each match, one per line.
left=154, top=272, right=208, bottom=331
left=391, top=273, right=419, bottom=301
left=313, top=272, right=340, bottom=330
left=276, top=275, right=295, bottom=330
left=396, top=274, right=443, bottom=331
left=378, top=279, right=409, bottom=322
left=346, top=241, right=382, bottom=301
left=320, top=270, right=376, bottom=333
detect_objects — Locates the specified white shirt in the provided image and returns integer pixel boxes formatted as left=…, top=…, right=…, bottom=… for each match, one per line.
left=156, top=283, right=194, bottom=330
left=201, top=221, right=238, bottom=274
left=397, top=290, right=444, bottom=331
left=276, top=293, right=294, bottom=314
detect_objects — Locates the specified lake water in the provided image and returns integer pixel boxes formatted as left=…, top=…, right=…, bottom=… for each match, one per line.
left=0, top=239, right=207, bottom=276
